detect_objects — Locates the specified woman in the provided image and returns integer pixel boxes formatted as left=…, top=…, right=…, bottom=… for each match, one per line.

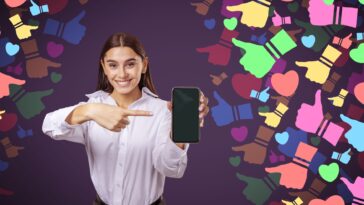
left=42, top=33, right=209, bottom=205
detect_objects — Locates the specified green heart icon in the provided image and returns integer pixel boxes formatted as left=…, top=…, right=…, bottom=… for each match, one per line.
left=51, top=72, right=63, bottom=83
left=360, top=0, right=364, bottom=5
left=229, top=156, right=241, bottom=167
left=223, top=17, right=238, bottom=31
left=258, top=106, right=270, bottom=113
left=319, top=162, right=339, bottom=182
left=310, top=135, right=321, bottom=146
left=350, top=43, right=364, bottom=64
left=323, top=0, right=334, bottom=5
left=287, top=2, right=299, bottom=13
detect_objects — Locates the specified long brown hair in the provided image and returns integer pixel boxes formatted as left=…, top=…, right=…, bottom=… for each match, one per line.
left=96, top=32, right=157, bottom=94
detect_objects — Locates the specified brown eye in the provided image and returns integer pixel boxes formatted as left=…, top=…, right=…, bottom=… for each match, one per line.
left=126, top=63, right=135, bottom=69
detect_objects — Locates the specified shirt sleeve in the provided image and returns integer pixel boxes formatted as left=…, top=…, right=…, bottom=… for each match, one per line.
left=152, top=107, right=190, bottom=178
left=42, top=102, right=88, bottom=145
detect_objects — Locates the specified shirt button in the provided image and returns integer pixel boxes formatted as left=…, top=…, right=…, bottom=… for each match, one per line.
left=119, top=162, right=122, bottom=166
left=117, top=183, right=120, bottom=187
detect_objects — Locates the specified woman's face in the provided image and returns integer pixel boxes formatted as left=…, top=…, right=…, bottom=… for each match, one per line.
left=101, top=46, right=147, bottom=95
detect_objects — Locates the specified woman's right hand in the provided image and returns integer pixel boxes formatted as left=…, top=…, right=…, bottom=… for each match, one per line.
left=80, top=103, right=153, bottom=132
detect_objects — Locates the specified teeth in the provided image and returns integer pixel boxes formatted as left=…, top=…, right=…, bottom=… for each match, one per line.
left=116, top=80, right=130, bottom=86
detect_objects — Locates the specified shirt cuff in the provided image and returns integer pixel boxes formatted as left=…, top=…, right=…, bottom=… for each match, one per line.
left=165, top=136, right=189, bottom=159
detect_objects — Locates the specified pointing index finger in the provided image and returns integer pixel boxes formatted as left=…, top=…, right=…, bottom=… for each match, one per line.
left=124, top=109, right=153, bottom=116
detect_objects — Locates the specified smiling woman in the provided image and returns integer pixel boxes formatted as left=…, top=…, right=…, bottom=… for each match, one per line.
left=41, top=32, right=209, bottom=205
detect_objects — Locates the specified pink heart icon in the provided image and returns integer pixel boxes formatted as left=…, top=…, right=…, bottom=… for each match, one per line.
left=271, top=70, right=299, bottom=97
left=308, top=195, right=344, bottom=205
left=47, top=41, right=64, bottom=58
left=230, top=126, right=248, bottom=142
left=354, top=82, right=364, bottom=105
left=232, top=73, right=262, bottom=99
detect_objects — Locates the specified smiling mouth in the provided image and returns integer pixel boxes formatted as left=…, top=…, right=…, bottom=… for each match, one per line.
left=115, top=79, right=132, bottom=87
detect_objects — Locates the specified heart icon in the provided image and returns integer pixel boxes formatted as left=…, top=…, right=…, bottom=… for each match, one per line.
left=301, top=35, right=316, bottom=48
left=275, top=131, right=289, bottom=145
left=51, top=72, right=63, bottom=83
left=319, top=162, right=339, bottom=182
left=232, top=73, right=262, bottom=99
left=204, top=18, right=216, bottom=30
left=4, top=0, right=26, bottom=7
left=223, top=17, right=238, bottom=31
left=271, top=70, right=299, bottom=97
left=230, top=126, right=248, bottom=142
left=47, top=41, right=64, bottom=58
left=5, top=42, right=20, bottom=56
left=258, top=106, right=270, bottom=113
left=354, top=82, right=364, bottom=105
left=323, top=0, right=334, bottom=5
left=229, top=156, right=241, bottom=167
left=350, top=43, right=364, bottom=63
left=308, top=195, right=344, bottom=205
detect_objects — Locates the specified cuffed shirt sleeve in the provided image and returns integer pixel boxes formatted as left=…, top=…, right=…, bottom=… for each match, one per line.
left=152, top=108, right=189, bottom=178
left=42, top=102, right=88, bottom=145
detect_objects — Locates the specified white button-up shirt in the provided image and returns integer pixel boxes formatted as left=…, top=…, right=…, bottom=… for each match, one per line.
left=42, top=87, right=189, bottom=205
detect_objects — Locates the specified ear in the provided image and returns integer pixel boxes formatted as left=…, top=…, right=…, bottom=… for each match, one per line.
left=142, top=57, right=149, bottom=74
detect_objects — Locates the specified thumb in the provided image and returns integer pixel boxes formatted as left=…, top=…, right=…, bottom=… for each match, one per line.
left=232, top=144, right=248, bottom=152
left=295, top=61, right=311, bottom=69
left=273, top=10, right=281, bottom=17
left=258, top=111, right=269, bottom=117
left=344, top=148, right=351, bottom=155
left=27, top=25, right=39, bottom=31
left=35, top=89, right=54, bottom=99
left=340, top=114, right=358, bottom=127
left=340, top=177, right=354, bottom=190
left=327, top=96, right=335, bottom=102
left=344, top=33, right=353, bottom=40
left=265, top=165, right=283, bottom=174
left=209, top=74, right=218, bottom=79
left=30, top=0, right=38, bottom=6
left=232, top=38, right=251, bottom=50
left=236, top=172, right=255, bottom=184
left=196, top=46, right=213, bottom=54
left=46, top=59, right=62, bottom=68
left=313, top=89, right=322, bottom=109
left=72, top=10, right=86, bottom=23
left=166, top=101, right=172, bottom=112
left=16, top=146, right=24, bottom=150
left=8, top=76, right=26, bottom=86
left=213, top=91, right=228, bottom=106
left=261, top=87, right=270, bottom=94
left=226, top=4, right=245, bottom=12
left=190, top=2, right=199, bottom=6
left=281, top=200, right=290, bottom=205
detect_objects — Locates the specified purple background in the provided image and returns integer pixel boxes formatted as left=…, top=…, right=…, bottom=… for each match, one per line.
left=1, top=0, right=364, bottom=205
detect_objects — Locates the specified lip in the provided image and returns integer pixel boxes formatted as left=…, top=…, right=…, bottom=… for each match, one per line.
left=115, top=79, right=132, bottom=87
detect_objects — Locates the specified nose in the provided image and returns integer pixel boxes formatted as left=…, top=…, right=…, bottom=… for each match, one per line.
left=117, top=67, right=128, bottom=78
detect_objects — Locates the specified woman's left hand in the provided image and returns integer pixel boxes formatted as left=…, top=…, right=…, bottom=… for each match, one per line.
left=167, top=91, right=209, bottom=127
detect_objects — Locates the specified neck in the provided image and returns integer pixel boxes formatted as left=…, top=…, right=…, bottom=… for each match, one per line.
left=110, top=87, right=142, bottom=109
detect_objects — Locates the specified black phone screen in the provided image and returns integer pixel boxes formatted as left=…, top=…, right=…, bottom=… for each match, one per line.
left=172, top=87, right=200, bottom=143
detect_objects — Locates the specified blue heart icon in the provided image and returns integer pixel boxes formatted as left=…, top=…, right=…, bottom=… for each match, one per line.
left=204, top=18, right=216, bottom=30
left=5, top=42, right=20, bottom=56
left=275, top=131, right=289, bottom=145
left=301, top=35, right=316, bottom=48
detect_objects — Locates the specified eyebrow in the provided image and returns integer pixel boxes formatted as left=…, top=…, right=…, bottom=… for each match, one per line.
left=105, top=58, right=137, bottom=63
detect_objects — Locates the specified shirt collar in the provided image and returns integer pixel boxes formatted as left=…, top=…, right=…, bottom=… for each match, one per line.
left=86, top=87, right=158, bottom=108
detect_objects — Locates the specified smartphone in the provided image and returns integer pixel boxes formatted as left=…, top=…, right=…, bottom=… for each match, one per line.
left=172, top=87, right=200, bottom=143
